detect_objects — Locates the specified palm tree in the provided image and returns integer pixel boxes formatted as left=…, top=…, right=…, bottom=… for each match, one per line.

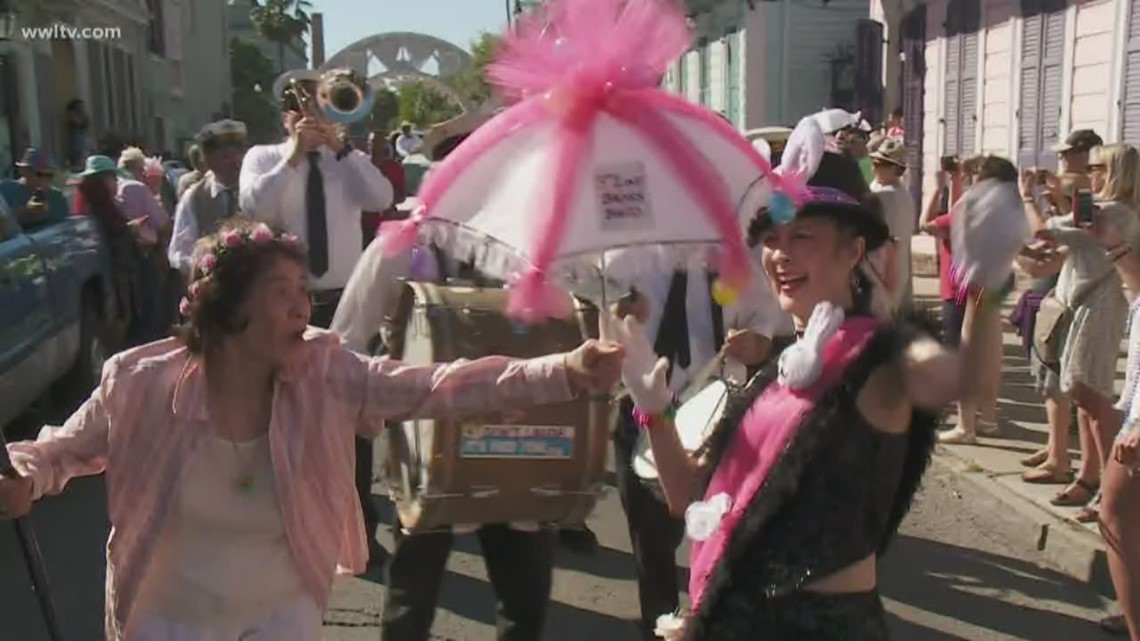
left=249, top=0, right=312, bottom=73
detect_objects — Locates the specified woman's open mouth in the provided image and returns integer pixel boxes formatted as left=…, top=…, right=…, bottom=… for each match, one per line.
left=776, top=273, right=807, bottom=295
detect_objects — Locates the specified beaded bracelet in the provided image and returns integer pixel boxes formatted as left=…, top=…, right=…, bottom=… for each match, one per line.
left=633, top=399, right=679, bottom=430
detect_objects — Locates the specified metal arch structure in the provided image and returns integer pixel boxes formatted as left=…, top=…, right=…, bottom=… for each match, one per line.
left=321, top=32, right=473, bottom=102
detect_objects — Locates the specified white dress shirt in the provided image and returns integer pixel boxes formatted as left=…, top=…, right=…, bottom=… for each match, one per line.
left=395, top=133, right=422, bottom=158
left=239, top=141, right=393, bottom=291
left=330, top=239, right=414, bottom=353
left=619, top=251, right=791, bottom=393
left=167, top=172, right=244, bottom=273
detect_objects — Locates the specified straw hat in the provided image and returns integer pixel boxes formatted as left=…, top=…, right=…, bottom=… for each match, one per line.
left=869, top=138, right=907, bottom=168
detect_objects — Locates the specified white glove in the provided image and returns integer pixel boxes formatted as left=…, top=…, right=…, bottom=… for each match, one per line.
left=951, top=179, right=1031, bottom=293
left=603, top=311, right=671, bottom=414
left=777, top=302, right=844, bottom=389
left=654, top=613, right=687, bottom=641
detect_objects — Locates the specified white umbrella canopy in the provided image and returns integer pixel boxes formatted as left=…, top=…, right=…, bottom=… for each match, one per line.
left=377, top=0, right=790, bottom=321
left=414, top=112, right=774, bottom=300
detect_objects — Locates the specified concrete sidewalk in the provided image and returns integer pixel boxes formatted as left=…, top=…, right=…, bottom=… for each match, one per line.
left=909, top=247, right=1114, bottom=594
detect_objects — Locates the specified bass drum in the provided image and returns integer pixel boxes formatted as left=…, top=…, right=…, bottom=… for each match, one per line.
left=384, top=281, right=610, bottom=532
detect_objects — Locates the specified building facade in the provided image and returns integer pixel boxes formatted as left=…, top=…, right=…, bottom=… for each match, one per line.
left=662, top=0, right=876, bottom=131
left=873, top=0, right=1140, bottom=209
left=0, top=0, right=232, bottom=172
left=148, top=0, right=233, bottom=156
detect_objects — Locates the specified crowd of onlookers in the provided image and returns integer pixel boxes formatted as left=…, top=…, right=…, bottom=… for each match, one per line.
left=811, top=107, right=1139, bottom=637
left=918, top=128, right=1138, bottom=639
left=0, top=117, right=412, bottom=353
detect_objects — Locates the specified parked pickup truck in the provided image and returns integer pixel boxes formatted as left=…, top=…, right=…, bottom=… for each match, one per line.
left=0, top=192, right=116, bottom=430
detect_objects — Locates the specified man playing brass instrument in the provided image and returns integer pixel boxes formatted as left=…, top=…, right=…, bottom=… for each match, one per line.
left=239, top=68, right=394, bottom=567
left=239, top=68, right=393, bottom=328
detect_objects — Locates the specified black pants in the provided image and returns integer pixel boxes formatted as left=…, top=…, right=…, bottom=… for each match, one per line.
left=311, top=293, right=383, bottom=546
left=942, top=298, right=967, bottom=348
left=613, top=398, right=686, bottom=640
left=381, top=524, right=553, bottom=640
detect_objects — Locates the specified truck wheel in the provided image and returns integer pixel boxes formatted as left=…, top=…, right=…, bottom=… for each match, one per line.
left=59, top=297, right=109, bottom=403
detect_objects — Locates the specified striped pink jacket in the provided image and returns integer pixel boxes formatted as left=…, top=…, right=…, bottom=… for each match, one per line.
left=6, top=330, right=573, bottom=639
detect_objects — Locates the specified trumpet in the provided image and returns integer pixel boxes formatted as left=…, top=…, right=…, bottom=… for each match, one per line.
left=285, top=68, right=376, bottom=125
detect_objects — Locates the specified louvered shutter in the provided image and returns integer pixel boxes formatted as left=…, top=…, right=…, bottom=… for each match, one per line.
left=1122, top=0, right=1140, bottom=144
left=1039, top=7, right=1066, bottom=164
left=959, top=29, right=979, bottom=156
left=855, top=20, right=884, bottom=126
left=944, top=33, right=961, bottom=156
left=902, top=6, right=926, bottom=209
left=944, top=0, right=981, bottom=157
left=1017, top=7, right=1043, bottom=166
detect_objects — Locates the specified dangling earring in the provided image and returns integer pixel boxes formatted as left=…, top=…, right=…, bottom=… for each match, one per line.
left=850, top=270, right=863, bottom=294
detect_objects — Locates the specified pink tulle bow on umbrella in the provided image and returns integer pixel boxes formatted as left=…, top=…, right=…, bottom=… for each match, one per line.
left=382, top=0, right=775, bottom=321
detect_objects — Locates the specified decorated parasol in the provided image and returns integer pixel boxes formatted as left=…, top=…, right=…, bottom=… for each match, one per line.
left=378, top=0, right=807, bottom=322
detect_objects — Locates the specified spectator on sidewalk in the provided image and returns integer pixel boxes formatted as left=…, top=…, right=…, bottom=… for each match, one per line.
left=73, top=155, right=146, bottom=345
left=1017, top=129, right=1103, bottom=485
left=869, top=138, right=916, bottom=312
left=0, top=147, right=69, bottom=227
left=933, top=157, right=1014, bottom=444
left=168, top=120, right=249, bottom=275
left=395, top=122, right=422, bottom=159
left=360, top=130, right=407, bottom=246
left=118, top=147, right=174, bottom=343
left=1082, top=144, right=1140, bottom=640
left=885, top=106, right=904, bottom=141
left=1027, top=142, right=1137, bottom=516
left=178, top=144, right=207, bottom=199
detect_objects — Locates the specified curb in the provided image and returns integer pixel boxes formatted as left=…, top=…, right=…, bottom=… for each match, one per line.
left=932, top=448, right=1112, bottom=595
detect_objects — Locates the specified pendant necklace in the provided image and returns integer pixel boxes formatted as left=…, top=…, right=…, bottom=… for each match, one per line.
left=226, top=436, right=256, bottom=495
left=219, top=414, right=258, bottom=495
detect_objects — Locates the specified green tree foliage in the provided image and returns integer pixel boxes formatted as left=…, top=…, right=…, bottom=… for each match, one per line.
left=448, top=31, right=501, bottom=109
left=368, top=87, right=401, bottom=133
left=396, top=81, right=462, bottom=128
left=249, top=0, right=312, bottom=72
left=230, top=38, right=281, bottom=144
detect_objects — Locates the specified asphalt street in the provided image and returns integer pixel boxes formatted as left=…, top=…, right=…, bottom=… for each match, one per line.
left=0, top=447, right=1121, bottom=641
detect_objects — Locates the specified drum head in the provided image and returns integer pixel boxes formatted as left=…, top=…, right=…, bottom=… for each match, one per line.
left=632, top=380, right=729, bottom=480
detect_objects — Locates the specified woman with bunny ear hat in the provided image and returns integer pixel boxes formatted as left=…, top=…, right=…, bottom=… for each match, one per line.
left=607, top=117, right=1029, bottom=640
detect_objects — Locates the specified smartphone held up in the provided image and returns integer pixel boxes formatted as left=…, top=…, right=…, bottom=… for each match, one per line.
left=1074, top=188, right=1095, bottom=226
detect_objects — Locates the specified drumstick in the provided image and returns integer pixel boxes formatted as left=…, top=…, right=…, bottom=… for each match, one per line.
left=678, top=354, right=726, bottom=404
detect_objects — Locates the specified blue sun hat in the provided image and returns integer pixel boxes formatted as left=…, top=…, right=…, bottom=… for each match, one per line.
left=71, top=155, right=129, bottom=180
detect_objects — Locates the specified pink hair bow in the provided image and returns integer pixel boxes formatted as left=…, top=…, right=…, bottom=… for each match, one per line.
left=768, top=117, right=825, bottom=225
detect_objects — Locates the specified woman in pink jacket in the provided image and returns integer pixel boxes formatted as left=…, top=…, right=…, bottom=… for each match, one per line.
left=0, top=219, right=622, bottom=640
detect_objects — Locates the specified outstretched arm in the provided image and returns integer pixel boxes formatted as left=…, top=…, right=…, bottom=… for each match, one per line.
left=0, top=357, right=121, bottom=517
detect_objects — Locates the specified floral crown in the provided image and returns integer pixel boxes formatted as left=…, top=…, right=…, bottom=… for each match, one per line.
left=178, top=223, right=300, bottom=317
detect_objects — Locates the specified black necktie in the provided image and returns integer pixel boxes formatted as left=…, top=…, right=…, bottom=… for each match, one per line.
left=224, top=188, right=237, bottom=217
left=306, top=151, right=329, bottom=276
left=653, top=270, right=690, bottom=383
